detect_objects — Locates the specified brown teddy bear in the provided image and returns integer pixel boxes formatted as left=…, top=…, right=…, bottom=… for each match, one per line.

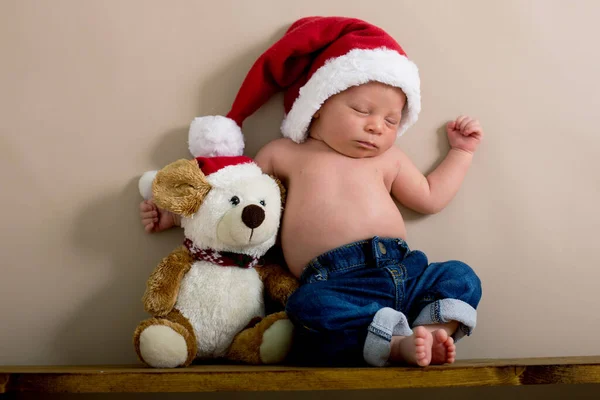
left=134, top=155, right=298, bottom=368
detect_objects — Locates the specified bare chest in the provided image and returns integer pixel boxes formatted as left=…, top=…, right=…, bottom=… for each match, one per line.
left=289, top=151, right=396, bottom=192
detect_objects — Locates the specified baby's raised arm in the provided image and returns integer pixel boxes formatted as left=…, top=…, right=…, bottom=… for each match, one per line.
left=391, top=116, right=483, bottom=214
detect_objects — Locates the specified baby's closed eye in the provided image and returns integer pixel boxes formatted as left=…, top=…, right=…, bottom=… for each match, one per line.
left=350, top=105, right=369, bottom=115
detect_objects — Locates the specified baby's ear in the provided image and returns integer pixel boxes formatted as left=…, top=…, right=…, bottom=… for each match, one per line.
left=153, top=159, right=211, bottom=217
left=269, top=175, right=286, bottom=209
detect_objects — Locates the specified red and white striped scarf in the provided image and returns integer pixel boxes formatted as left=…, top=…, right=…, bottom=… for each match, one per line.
left=183, top=238, right=260, bottom=269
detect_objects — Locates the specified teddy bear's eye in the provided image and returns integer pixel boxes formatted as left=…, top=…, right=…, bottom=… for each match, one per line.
left=259, top=200, right=266, bottom=206
left=230, top=196, right=240, bottom=206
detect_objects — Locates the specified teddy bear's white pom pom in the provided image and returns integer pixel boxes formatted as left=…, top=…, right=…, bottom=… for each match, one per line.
left=139, top=170, right=158, bottom=200
left=188, top=116, right=245, bottom=158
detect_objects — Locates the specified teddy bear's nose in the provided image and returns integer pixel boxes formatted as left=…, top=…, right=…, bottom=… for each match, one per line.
left=242, top=204, right=265, bottom=229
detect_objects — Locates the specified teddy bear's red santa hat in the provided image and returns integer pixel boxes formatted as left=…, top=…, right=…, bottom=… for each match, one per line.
left=139, top=156, right=257, bottom=200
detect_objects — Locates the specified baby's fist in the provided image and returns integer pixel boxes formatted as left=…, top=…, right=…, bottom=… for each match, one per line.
left=446, top=115, right=483, bottom=154
left=140, top=199, right=178, bottom=233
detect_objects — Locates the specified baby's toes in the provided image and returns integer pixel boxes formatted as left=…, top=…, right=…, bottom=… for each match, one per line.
left=445, top=337, right=456, bottom=363
left=434, top=328, right=448, bottom=344
left=446, top=351, right=456, bottom=363
left=414, top=346, right=428, bottom=366
left=413, top=327, right=433, bottom=366
left=444, top=336, right=455, bottom=352
left=447, top=354, right=456, bottom=363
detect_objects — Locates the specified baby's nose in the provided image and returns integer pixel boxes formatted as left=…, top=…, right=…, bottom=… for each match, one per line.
left=366, top=120, right=383, bottom=134
left=242, top=204, right=265, bottom=229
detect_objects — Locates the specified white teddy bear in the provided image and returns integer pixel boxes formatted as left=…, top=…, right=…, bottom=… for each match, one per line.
left=133, top=118, right=298, bottom=368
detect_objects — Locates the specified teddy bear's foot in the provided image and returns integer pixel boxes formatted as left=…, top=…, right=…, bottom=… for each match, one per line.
left=139, top=325, right=187, bottom=368
left=133, top=311, right=197, bottom=368
left=227, top=311, right=294, bottom=364
left=260, top=317, right=294, bottom=364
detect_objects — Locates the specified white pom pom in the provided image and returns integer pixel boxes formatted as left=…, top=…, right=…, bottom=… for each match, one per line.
left=139, top=170, right=158, bottom=200
left=188, top=116, right=245, bottom=157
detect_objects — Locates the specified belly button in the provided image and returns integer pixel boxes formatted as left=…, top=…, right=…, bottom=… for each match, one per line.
left=378, top=242, right=387, bottom=255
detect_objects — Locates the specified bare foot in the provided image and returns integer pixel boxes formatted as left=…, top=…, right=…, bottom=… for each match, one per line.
left=389, top=326, right=433, bottom=366
left=430, top=329, right=456, bottom=365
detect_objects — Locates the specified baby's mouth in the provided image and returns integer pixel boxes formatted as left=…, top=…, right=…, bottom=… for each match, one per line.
left=356, top=140, right=377, bottom=149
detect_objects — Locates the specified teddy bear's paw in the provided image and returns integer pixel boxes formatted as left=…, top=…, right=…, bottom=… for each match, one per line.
left=139, top=325, right=189, bottom=368
left=259, top=318, right=294, bottom=364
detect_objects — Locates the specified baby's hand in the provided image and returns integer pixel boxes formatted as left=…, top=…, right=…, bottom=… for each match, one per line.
left=446, top=115, right=483, bottom=154
left=140, top=199, right=178, bottom=233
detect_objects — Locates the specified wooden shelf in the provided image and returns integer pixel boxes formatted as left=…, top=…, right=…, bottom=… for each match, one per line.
left=1, top=357, right=599, bottom=393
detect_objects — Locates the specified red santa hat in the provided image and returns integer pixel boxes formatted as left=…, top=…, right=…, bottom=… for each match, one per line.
left=195, top=155, right=262, bottom=186
left=188, top=16, right=421, bottom=158
left=195, top=156, right=254, bottom=176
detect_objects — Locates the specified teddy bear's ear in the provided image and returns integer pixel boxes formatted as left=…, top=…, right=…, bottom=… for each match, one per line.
left=269, top=175, right=286, bottom=209
left=153, top=159, right=211, bottom=217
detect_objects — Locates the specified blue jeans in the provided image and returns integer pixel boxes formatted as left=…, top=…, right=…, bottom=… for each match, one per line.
left=285, top=237, right=482, bottom=366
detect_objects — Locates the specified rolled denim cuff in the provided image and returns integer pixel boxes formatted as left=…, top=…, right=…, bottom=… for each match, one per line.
left=363, top=307, right=413, bottom=367
left=413, top=299, right=477, bottom=342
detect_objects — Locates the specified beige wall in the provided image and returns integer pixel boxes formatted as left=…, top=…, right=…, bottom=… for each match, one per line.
left=1, top=0, right=599, bottom=366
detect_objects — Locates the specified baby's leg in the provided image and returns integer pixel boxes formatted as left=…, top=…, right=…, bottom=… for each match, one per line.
left=402, top=257, right=482, bottom=366
left=286, top=276, right=395, bottom=366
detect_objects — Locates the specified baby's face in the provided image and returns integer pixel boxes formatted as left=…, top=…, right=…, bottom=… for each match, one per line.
left=309, top=81, right=406, bottom=158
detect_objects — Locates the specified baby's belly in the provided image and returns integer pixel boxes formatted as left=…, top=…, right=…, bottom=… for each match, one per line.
left=281, top=198, right=407, bottom=278
left=175, top=262, right=265, bottom=358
